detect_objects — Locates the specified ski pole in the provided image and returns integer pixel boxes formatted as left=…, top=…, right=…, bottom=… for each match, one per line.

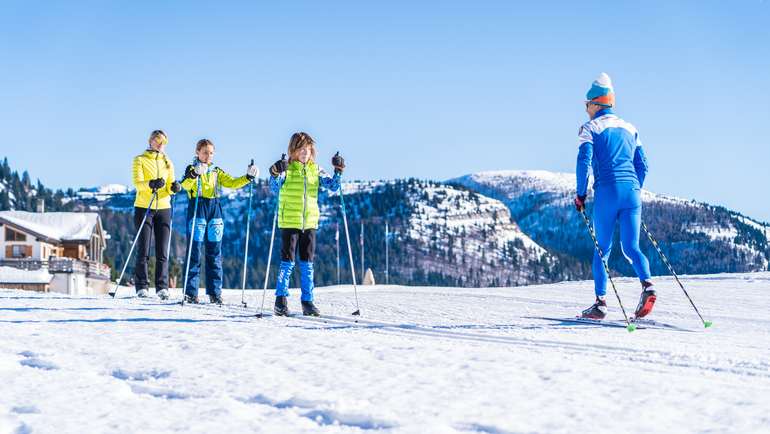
left=255, top=202, right=279, bottom=318
left=181, top=177, right=202, bottom=305
left=165, top=191, right=176, bottom=294
left=641, top=221, right=712, bottom=328
left=166, top=193, right=175, bottom=259
left=109, top=191, right=158, bottom=298
left=339, top=174, right=361, bottom=316
left=241, top=159, right=255, bottom=307
left=579, top=209, right=635, bottom=332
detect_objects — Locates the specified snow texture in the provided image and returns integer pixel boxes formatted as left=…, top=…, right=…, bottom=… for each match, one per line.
left=1, top=273, right=769, bottom=433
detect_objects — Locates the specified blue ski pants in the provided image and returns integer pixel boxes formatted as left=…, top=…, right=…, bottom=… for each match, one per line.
left=592, top=184, right=652, bottom=297
left=275, top=229, right=316, bottom=301
left=184, top=198, right=225, bottom=297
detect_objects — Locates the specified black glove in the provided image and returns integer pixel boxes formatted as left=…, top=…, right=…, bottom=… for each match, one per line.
left=170, top=181, right=182, bottom=194
left=574, top=195, right=586, bottom=212
left=245, top=159, right=258, bottom=181
left=269, top=154, right=288, bottom=177
left=332, top=152, right=345, bottom=174
left=184, top=165, right=199, bottom=180
left=148, top=178, right=166, bottom=191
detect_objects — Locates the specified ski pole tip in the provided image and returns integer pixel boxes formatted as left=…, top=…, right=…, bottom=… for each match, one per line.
left=627, top=323, right=637, bottom=332
left=704, top=320, right=713, bottom=328
left=352, top=310, right=361, bottom=316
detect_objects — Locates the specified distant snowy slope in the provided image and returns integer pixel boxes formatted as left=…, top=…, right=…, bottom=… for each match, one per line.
left=327, top=180, right=559, bottom=286
left=450, top=170, right=770, bottom=276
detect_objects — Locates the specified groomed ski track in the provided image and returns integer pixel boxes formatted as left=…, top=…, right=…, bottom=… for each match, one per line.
left=2, top=273, right=769, bottom=433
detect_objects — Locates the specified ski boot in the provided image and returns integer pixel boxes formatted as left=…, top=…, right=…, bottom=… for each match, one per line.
left=580, top=297, right=607, bottom=320
left=274, top=296, right=290, bottom=316
left=136, top=289, right=149, bottom=298
left=183, top=294, right=200, bottom=304
left=301, top=300, right=321, bottom=317
left=209, top=294, right=223, bottom=306
left=634, top=281, right=657, bottom=319
left=156, top=289, right=170, bottom=301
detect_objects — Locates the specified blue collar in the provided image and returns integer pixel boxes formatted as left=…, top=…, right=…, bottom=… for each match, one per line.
left=593, top=107, right=615, bottom=119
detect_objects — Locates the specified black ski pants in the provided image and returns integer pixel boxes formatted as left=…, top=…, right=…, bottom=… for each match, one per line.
left=133, top=206, right=171, bottom=292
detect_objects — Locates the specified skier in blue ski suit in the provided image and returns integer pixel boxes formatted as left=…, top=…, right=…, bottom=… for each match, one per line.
left=180, top=139, right=258, bottom=304
left=575, top=73, right=656, bottom=320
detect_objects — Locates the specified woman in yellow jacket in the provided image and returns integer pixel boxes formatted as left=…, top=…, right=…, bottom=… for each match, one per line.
left=131, top=130, right=181, bottom=300
left=180, top=139, right=259, bottom=304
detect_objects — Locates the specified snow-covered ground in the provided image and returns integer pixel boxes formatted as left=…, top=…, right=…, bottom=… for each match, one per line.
left=2, top=273, right=770, bottom=434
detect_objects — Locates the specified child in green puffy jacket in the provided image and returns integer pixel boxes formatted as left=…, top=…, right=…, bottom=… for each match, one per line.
left=268, top=132, right=345, bottom=316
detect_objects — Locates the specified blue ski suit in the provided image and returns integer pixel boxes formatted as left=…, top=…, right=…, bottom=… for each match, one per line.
left=182, top=161, right=251, bottom=298
left=577, top=108, right=652, bottom=297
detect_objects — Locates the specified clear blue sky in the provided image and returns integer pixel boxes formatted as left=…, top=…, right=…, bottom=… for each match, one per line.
left=2, top=1, right=768, bottom=221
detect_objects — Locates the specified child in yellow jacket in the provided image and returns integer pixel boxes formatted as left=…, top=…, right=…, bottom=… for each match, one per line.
left=180, top=138, right=259, bottom=304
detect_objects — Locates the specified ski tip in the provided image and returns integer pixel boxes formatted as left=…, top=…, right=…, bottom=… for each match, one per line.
left=627, top=323, right=637, bottom=333
left=351, top=310, right=361, bottom=316
left=704, top=320, right=713, bottom=328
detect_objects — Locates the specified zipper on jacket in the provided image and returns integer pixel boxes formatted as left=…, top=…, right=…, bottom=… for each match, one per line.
left=154, top=152, right=160, bottom=210
left=301, top=164, right=307, bottom=231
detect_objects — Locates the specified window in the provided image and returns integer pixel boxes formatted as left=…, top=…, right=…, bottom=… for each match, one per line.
left=5, top=227, right=27, bottom=242
left=11, top=245, right=32, bottom=258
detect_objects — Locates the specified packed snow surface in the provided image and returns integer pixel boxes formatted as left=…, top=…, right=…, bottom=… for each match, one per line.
left=1, top=273, right=769, bottom=433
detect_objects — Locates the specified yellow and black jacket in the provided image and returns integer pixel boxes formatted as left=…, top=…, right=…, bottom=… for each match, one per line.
left=180, top=162, right=251, bottom=199
left=132, top=150, right=176, bottom=209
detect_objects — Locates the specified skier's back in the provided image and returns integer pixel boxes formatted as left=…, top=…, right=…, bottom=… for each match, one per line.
left=574, top=73, right=656, bottom=320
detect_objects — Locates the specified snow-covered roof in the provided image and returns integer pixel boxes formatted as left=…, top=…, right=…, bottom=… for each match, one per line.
left=0, top=211, right=101, bottom=242
left=0, top=266, right=52, bottom=284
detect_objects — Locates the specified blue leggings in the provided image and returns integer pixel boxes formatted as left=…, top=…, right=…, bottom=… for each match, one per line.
left=592, top=185, right=652, bottom=297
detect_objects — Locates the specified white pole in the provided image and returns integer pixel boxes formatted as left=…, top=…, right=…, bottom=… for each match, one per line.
left=385, top=220, right=389, bottom=285
left=360, top=220, right=365, bottom=283
left=336, top=223, right=340, bottom=285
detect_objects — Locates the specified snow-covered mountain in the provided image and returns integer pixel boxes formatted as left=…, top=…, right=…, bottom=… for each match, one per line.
left=4, top=151, right=768, bottom=287
left=329, top=180, right=557, bottom=286
left=91, top=178, right=564, bottom=289
left=450, top=170, right=770, bottom=276
left=76, top=184, right=131, bottom=200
